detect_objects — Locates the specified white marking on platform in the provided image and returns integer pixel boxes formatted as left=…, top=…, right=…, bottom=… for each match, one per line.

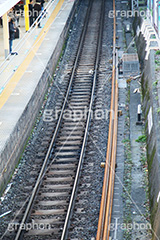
left=117, top=30, right=123, bottom=32
left=44, top=38, right=50, bottom=40
left=0, top=122, right=2, bottom=126
left=36, top=53, right=42, bottom=55
left=25, top=70, right=33, bottom=73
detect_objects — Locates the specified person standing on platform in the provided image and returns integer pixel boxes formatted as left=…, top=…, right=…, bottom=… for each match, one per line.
left=13, top=4, right=20, bottom=27
left=41, top=0, right=46, bottom=18
left=9, top=18, right=17, bottom=55
left=0, top=17, right=2, bottom=26
left=41, top=0, right=45, bottom=9
left=33, top=0, right=42, bottom=28
left=29, top=0, right=34, bottom=27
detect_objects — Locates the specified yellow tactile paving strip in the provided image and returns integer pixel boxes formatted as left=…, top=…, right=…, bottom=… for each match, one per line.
left=0, top=0, right=64, bottom=110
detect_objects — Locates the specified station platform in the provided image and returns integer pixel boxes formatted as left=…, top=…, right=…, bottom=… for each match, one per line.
left=0, top=0, right=50, bottom=63
left=0, top=0, right=77, bottom=194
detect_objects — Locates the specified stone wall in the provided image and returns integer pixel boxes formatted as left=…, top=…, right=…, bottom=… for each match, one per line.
left=133, top=16, right=160, bottom=239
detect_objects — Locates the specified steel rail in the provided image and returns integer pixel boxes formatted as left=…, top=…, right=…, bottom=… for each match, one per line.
left=96, top=0, right=118, bottom=238
left=14, top=1, right=93, bottom=239
left=61, top=0, right=105, bottom=238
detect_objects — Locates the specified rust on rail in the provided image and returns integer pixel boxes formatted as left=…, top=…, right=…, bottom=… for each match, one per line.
left=96, top=0, right=118, bottom=238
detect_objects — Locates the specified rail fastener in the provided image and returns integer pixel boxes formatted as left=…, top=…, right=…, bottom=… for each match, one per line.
left=118, top=110, right=123, bottom=116
left=100, top=162, right=106, bottom=168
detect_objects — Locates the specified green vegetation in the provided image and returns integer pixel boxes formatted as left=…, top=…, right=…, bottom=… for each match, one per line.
left=136, top=134, right=147, bottom=143
left=123, top=83, right=132, bottom=240
left=147, top=145, right=156, bottom=172
left=123, top=137, right=133, bottom=240
left=157, top=107, right=160, bottom=113
left=156, top=50, right=160, bottom=55
left=155, top=96, right=159, bottom=101
left=122, top=138, right=130, bottom=143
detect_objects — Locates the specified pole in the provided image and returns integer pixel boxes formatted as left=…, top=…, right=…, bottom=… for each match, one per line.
left=24, top=0, right=30, bottom=31
left=2, top=12, right=9, bottom=58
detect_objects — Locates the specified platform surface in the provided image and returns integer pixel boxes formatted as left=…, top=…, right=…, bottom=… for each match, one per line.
left=0, top=0, right=75, bottom=177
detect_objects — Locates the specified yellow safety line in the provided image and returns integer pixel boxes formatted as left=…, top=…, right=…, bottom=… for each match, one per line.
left=0, top=0, right=64, bottom=110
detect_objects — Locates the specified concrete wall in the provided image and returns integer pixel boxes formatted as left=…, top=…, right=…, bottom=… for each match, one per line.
left=0, top=0, right=79, bottom=195
left=133, top=16, right=160, bottom=239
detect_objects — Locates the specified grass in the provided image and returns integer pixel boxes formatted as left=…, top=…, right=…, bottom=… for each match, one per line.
left=136, top=134, right=147, bottom=143
left=123, top=137, right=133, bottom=240
left=123, top=83, right=132, bottom=240
left=155, top=59, right=160, bottom=65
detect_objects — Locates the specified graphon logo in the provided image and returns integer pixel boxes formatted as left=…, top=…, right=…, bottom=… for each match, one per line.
left=108, top=9, right=151, bottom=19
left=109, top=221, right=151, bottom=231
left=43, top=107, right=114, bottom=122
left=7, top=219, right=51, bottom=232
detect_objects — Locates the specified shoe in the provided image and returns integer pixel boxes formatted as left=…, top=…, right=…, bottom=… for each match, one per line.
left=11, top=52, right=18, bottom=55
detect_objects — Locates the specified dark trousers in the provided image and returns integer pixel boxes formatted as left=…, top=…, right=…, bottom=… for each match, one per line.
left=29, top=16, right=33, bottom=27
left=9, top=39, right=13, bottom=53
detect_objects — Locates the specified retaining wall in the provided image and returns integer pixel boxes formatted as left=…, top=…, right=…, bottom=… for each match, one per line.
left=133, top=16, right=160, bottom=239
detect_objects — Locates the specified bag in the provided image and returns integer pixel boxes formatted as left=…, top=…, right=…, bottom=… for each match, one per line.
left=15, top=27, right=20, bottom=39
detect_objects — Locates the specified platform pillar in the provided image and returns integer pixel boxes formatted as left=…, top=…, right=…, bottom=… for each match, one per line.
left=24, top=0, right=30, bottom=31
left=2, top=12, right=9, bottom=58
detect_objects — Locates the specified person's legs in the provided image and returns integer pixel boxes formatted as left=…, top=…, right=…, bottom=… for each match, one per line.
left=38, top=17, right=41, bottom=28
left=9, top=39, right=13, bottom=53
left=29, top=16, right=33, bottom=27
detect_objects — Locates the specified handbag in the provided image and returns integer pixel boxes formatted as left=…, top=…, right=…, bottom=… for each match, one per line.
left=15, top=27, right=20, bottom=39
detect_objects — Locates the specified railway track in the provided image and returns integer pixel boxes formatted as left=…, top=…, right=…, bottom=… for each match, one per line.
left=12, top=0, right=106, bottom=239
left=96, top=0, right=118, bottom=239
